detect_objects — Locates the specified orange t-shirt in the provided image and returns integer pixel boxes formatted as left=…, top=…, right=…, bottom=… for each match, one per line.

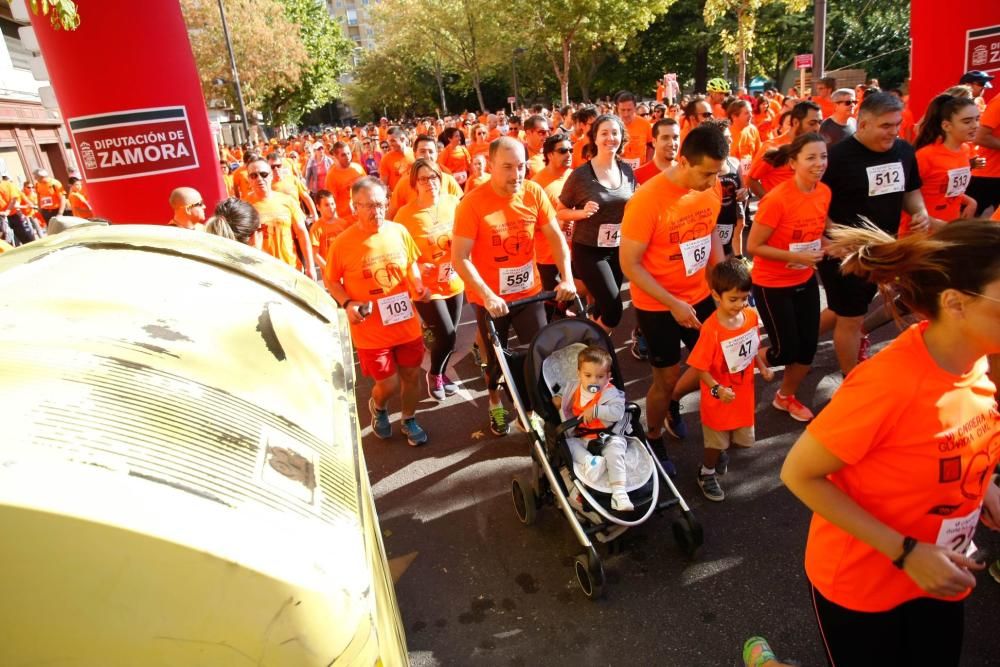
left=310, top=214, right=355, bottom=261
left=526, top=151, right=546, bottom=179
left=233, top=166, right=251, bottom=200
left=439, top=146, right=472, bottom=181
left=35, top=177, right=65, bottom=210
left=748, top=133, right=793, bottom=193
left=686, top=307, right=760, bottom=431
left=465, top=173, right=490, bottom=193
left=730, top=124, right=762, bottom=163
left=68, top=190, right=92, bottom=218
left=453, top=179, right=555, bottom=305
left=389, top=170, right=463, bottom=217
left=324, top=162, right=366, bottom=218
left=247, top=191, right=304, bottom=268
left=571, top=139, right=589, bottom=169
left=622, top=116, right=653, bottom=168
left=468, top=141, right=490, bottom=159
left=976, top=95, right=1000, bottom=179
left=621, top=174, right=719, bottom=310
left=531, top=168, right=570, bottom=266
left=814, top=96, right=836, bottom=123
left=325, top=221, right=423, bottom=350
left=223, top=173, right=235, bottom=196
left=379, top=149, right=415, bottom=192
left=751, top=179, right=831, bottom=288
left=804, top=321, right=1000, bottom=612
left=911, top=142, right=972, bottom=226
left=395, top=194, right=464, bottom=299
left=0, top=180, right=23, bottom=211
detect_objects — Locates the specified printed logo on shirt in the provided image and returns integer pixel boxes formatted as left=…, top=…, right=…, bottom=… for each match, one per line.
left=939, top=456, right=962, bottom=484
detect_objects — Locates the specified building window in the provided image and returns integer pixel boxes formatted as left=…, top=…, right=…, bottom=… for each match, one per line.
left=0, top=19, right=31, bottom=71
left=346, top=9, right=358, bottom=25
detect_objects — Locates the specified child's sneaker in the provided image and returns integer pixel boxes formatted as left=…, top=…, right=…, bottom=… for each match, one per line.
left=772, top=392, right=814, bottom=422
left=743, top=636, right=777, bottom=667
left=401, top=417, right=428, bottom=446
left=582, top=455, right=606, bottom=484
left=698, top=471, right=725, bottom=501
left=611, top=490, right=634, bottom=512
left=489, top=404, right=509, bottom=436
left=630, top=328, right=649, bottom=361
left=369, top=397, right=391, bottom=439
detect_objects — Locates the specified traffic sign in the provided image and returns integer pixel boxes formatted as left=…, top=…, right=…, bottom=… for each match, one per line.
left=795, top=53, right=813, bottom=69
left=507, top=96, right=516, bottom=104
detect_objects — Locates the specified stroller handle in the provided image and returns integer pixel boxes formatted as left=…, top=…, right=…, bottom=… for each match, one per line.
left=501, top=291, right=587, bottom=316
left=554, top=414, right=583, bottom=440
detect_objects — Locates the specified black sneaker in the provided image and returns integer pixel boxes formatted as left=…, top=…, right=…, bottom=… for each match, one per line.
left=648, top=436, right=677, bottom=477
left=489, top=405, right=510, bottom=436
left=698, top=472, right=725, bottom=501
left=716, top=450, right=729, bottom=476
left=664, top=400, right=687, bottom=439
left=630, top=328, right=649, bottom=361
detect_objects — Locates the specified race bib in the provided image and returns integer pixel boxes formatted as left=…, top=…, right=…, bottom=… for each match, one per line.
left=597, top=223, right=621, bottom=248
left=452, top=170, right=468, bottom=184
left=499, top=261, right=534, bottom=295
left=787, top=239, right=822, bottom=270
left=866, top=162, right=905, bottom=197
left=622, top=157, right=640, bottom=170
left=945, top=166, right=971, bottom=198
left=716, top=224, right=734, bottom=245
left=721, top=327, right=758, bottom=374
left=679, top=234, right=711, bottom=277
left=437, top=261, right=455, bottom=283
left=935, top=507, right=981, bottom=556
left=40, top=196, right=53, bottom=208
left=377, top=292, right=415, bottom=326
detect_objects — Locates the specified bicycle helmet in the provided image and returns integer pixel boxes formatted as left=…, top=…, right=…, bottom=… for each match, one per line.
left=706, top=77, right=731, bottom=94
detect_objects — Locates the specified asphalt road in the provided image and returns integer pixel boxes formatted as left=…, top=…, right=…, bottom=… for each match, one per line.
left=356, top=289, right=1000, bottom=667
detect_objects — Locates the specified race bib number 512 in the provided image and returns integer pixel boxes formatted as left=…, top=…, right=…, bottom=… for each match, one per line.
left=866, top=162, right=904, bottom=197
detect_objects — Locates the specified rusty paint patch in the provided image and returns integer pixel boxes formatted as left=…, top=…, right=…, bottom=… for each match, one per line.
left=256, top=304, right=286, bottom=362
left=143, top=322, right=192, bottom=342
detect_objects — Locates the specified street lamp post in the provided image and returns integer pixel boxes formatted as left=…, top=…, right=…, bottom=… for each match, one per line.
left=511, top=47, right=525, bottom=111
left=216, top=0, right=250, bottom=142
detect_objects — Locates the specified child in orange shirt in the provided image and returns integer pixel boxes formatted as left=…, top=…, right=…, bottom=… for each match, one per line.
left=687, top=258, right=774, bottom=501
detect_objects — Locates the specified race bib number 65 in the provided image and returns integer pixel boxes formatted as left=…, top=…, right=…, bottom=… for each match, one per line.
left=679, top=234, right=711, bottom=277
left=499, top=261, right=534, bottom=295
left=866, top=162, right=904, bottom=197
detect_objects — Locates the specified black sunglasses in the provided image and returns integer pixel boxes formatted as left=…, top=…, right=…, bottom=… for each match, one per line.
left=248, top=171, right=271, bottom=179
left=553, top=147, right=572, bottom=154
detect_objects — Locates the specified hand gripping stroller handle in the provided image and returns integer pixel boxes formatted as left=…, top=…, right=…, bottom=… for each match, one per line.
left=502, top=290, right=587, bottom=315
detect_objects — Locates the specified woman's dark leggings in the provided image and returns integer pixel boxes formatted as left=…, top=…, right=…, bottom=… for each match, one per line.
left=415, top=292, right=464, bottom=376
left=571, top=243, right=624, bottom=328
left=753, top=275, right=820, bottom=366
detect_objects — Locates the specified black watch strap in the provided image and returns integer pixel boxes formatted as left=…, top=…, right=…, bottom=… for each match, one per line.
left=892, top=536, right=918, bottom=569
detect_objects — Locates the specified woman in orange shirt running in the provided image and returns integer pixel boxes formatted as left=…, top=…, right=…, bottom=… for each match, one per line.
left=467, top=124, right=491, bottom=160
left=781, top=220, right=1000, bottom=666
left=907, top=94, right=981, bottom=232
left=395, top=158, right=464, bottom=401
left=747, top=133, right=830, bottom=422
left=438, top=127, right=472, bottom=187
left=753, top=95, right=775, bottom=142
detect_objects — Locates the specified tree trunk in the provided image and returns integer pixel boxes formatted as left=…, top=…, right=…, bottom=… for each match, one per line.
left=560, top=37, right=571, bottom=107
left=695, top=44, right=709, bottom=93
left=471, top=68, right=487, bottom=113
left=736, top=6, right=747, bottom=90
left=433, top=58, right=448, bottom=115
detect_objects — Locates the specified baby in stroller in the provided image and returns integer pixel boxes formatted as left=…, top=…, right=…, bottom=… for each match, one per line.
left=552, top=345, right=634, bottom=512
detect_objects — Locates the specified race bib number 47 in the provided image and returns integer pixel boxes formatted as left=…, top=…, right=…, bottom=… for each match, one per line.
left=499, top=261, right=534, bottom=295
left=721, top=328, right=758, bottom=373
left=866, top=162, right=904, bottom=197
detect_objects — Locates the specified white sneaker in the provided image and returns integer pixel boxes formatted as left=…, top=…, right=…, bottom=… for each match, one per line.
left=582, top=455, right=606, bottom=484
left=611, top=490, right=634, bottom=512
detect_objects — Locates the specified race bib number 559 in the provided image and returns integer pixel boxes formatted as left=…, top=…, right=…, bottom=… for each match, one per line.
left=499, top=261, right=534, bottom=295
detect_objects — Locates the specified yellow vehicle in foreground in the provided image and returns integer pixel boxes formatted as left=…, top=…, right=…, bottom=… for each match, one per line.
left=0, top=225, right=408, bottom=666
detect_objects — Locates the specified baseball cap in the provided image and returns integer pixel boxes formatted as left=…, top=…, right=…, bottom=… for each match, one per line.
left=960, top=70, right=994, bottom=88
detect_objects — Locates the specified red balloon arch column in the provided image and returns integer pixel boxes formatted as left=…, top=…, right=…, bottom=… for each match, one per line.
left=29, top=1, right=226, bottom=224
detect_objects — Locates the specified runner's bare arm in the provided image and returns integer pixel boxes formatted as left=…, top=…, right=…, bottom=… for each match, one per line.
left=540, top=218, right=577, bottom=301
left=782, top=431, right=983, bottom=597
left=708, top=228, right=725, bottom=268
left=747, top=176, right=765, bottom=199
left=748, top=222, right=822, bottom=267
left=452, top=234, right=506, bottom=317
left=325, top=279, right=365, bottom=324
left=620, top=237, right=701, bottom=329
left=294, top=219, right=316, bottom=277
left=408, top=261, right=430, bottom=301
left=973, top=124, right=1000, bottom=151
left=902, top=189, right=939, bottom=232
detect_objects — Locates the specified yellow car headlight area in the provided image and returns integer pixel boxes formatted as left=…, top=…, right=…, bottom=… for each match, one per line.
left=0, top=226, right=408, bottom=666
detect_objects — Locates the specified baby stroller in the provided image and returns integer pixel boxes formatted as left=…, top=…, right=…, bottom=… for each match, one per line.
left=484, top=292, right=703, bottom=600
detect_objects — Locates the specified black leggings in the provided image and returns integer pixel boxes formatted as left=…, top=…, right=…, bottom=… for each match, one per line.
left=754, top=275, right=820, bottom=366
left=473, top=301, right=546, bottom=392
left=811, top=585, right=964, bottom=667
left=571, top=243, right=624, bottom=328
left=415, top=293, right=464, bottom=376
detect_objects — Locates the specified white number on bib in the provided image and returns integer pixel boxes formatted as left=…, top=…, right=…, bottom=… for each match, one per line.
left=786, top=239, right=822, bottom=270
left=716, top=224, right=734, bottom=245
left=377, top=292, right=415, bottom=326
left=437, top=262, right=455, bottom=283
left=452, top=170, right=468, bottom=185
left=679, top=234, right=712, bottom=277
left=721, top=328, right=758, bottom=373
left=935, top=507, right=981, bottom=556
left=597, top=223, right=621, bottom=248
left=866, top=162, right=905, bottom=197
left=499, top=261, right=534, bottom=295
left=40, top=196, right=53, bottom=208
left=945, top=167, right=971, bottom=198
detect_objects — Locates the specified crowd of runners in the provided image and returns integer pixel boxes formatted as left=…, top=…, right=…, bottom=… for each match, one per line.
left=2, top=68, right=998, bottom=667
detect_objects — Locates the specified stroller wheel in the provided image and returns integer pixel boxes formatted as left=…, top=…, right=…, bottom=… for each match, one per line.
left=672, top=512, right=704, bottom=560
left=574, top=552, right=605, bottom=601
left=511, top=476, right=538, bottom=525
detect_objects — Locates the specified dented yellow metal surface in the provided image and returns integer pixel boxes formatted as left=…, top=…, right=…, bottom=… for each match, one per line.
left=0, top=225, right=408, bottom=666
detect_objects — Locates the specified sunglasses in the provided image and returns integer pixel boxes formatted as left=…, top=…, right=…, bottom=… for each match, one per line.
left=417, top=174, right=440, bottom=183
left=697, top=112, right=713, bottom=119
left=248, top=171, right=271, bottom=179
left=186, top=201, right=206, bottom=209
left=553, top=147, right=572, bottom=154
left=836, top=100, right=857, bottom=106
left=270, top=165, right=282, bottom=171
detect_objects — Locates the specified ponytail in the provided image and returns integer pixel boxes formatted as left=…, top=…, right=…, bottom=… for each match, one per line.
left=913, top=94, right=977, bottom=151
left=205, top=216, right=237, bottom=241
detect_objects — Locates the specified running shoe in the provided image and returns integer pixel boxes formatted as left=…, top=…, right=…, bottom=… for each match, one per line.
left=743, top=637, right=778, bottom=667
left=426, top=372, right=446, bottom=401
left=664, top=399, right=688, bottom=439
left=489, top=404, right=510, bottom=436
left=369, top=397, right=392, bottom=439
left=716, top=450, right=729, bottom=476
left=772, top=393, right=815, bottom=422
left=401, top=416, right=428, bottom=446
left=698, top=472, right=725, bottom=501
left=648, top=436, right=678, bottom=477
left=857, top=333, right=872, bottom=363
left=990, top=559, right=1000, bottom=584
left=442, top=374, right=459, bottom=396
left=611, top=490, right=634, bottom=512
left=630, top=328, right=649, bottom=361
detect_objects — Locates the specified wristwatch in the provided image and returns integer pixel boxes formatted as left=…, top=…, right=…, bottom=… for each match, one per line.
left=892, top=536, right=918, bottom=569
left=710, top=384, right=722, bottom=399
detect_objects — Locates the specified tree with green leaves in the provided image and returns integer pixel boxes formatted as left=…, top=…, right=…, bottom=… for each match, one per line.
left=22, top=0, right=79, bottom=30
left=703, top=0, right=809, bottom=91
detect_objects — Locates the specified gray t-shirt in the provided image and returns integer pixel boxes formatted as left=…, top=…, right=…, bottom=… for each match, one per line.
left=559, top=160, right=637, bottom=248
left=820, top=117, right=856, bottom=146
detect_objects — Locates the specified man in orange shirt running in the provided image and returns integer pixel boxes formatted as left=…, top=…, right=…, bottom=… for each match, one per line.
left=33, top=169, right=65, bottom=224
left=325, top=177, right=431, bottom=447
left=747, top=100, right=821, bottom=197
left=378, top=127, right=415, bottom=194
left=811, top=76, right=837, bottom=121
left=232, top=152, right=259, bottom=200
left=620, top=124, right=728, bottom=464
left=634, top=118, right=680, bottom=185
left=245, top=158, right=316, bottom=279
left=616, top=91, right=653, bottom=169
left=727, top=100, right=761, bottom=166
left=324, top=141, right=366, bottom=218
left=523, top=115, right=550, bottom=178
left=268, top=154, right=317, bottom=220
left=453, top=136, right=577, bottom=436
